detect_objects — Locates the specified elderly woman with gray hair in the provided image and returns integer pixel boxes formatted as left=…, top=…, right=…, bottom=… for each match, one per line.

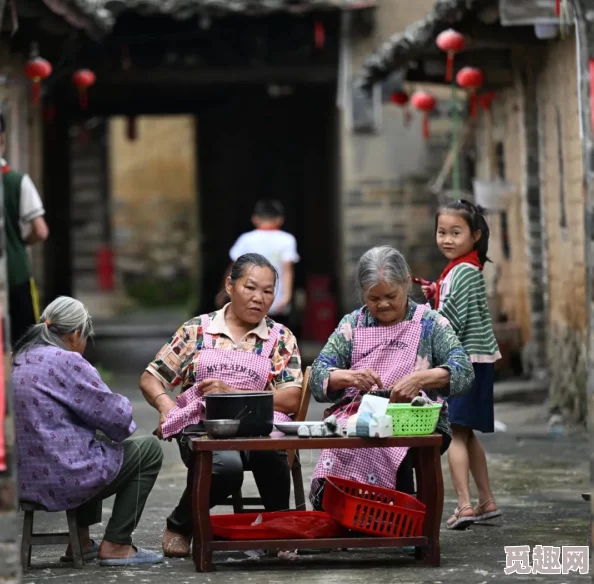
left=13, top=296, right=163, bottom=566
left=309, top=246, right=474, bottom=507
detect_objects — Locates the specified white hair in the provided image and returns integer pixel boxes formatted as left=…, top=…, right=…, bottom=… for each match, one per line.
left=13, top=296, right=93, bottom=361
left=356, top=245, right=411, bottom=302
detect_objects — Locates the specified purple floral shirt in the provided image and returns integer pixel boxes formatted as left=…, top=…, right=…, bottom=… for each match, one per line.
left=13, top=345, right=136, bottom=511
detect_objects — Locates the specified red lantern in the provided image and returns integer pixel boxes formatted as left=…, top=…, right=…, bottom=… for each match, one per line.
left=411, top=91, right=436, bottom=140
left=72, top=69, right=96, bottom=110
left=456, top=67, right=484, bottom=118
left=314, top=21, right=325, bottom=49
left=390, top=91, right=411, bottom=126
left=390, top=91, right=409, bottom=106
left=436, top=29, right=465, bottom=82
left=478, top=91, right=496, bottom=112
left=24, top=57, right=52, bottom=106
left=556, top=0, right=560, bottom=16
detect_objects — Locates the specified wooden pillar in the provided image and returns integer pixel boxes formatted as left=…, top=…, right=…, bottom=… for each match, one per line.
left=571, top=0, right=594, bottom=556
left=42, top=101, right=72, bottom=303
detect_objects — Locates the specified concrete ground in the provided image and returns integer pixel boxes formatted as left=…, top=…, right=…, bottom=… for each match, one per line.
left=18, top=336, right=591, bottom=584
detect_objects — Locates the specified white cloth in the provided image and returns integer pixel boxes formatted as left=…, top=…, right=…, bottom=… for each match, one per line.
left=2, top=160, right=45, bottom=239
left=229, top=229, right=299, bottom=315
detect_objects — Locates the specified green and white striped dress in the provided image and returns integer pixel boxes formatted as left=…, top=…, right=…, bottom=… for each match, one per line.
left=437, top=263, right=501, bottom=362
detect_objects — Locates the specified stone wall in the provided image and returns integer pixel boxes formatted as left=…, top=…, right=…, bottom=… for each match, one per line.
left=537, top=34, right=587, bottom=422
left=109, top=116, right=199, bottom=309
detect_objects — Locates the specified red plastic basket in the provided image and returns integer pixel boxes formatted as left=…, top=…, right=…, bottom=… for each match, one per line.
left=321, top=476, right=426, bottom=537
left=210, top=511, right=345, bottom=540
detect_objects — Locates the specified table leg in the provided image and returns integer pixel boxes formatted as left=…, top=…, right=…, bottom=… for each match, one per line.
left=414, top=445, right=443, bottom=567
left=191, top=451, right=214, bottom=572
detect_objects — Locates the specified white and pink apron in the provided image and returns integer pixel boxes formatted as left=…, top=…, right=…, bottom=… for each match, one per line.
left=161, top=314, right=291, bottom=439
left=311, top=304, right=429, bottom=493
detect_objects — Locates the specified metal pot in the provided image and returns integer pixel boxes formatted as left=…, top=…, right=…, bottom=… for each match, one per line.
left=205, top=392, right=273, bottom=437
left=203, top=419, right=240, bottom=439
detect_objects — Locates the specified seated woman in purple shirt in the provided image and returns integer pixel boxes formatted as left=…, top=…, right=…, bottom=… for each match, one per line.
left=13, top=296, right=163, bottom=566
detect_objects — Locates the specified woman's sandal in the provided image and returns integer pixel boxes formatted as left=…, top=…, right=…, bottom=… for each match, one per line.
left=473, top=499, right=502, bottom=522
left=446, top=504, right=476, bottom=530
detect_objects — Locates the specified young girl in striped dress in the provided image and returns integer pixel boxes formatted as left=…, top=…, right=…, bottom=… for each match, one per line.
left=422, top=199, right=502, bottom=530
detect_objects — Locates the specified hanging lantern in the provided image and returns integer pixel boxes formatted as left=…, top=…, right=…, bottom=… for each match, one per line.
left=72, top=69, right=96, bottom=110
left=411, top=91, right=436, bottom=140
left=478, top=91, right=496, bottom=113
left=390, top=91, right=411, bottom=126
left=314, top=21, right=325, bottom=49
left=456, top=66, right=484, bottom=118
left=24, top=57, right=52, bottom=106
left=390, top=91, right=408, bottom=107
left=436, top=29, right=465, bottom=82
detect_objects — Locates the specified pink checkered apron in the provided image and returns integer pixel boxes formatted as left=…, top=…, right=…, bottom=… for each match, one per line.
left=311, top=304, right=428, bottom=491
left=161, top=314, right=291, bottom=439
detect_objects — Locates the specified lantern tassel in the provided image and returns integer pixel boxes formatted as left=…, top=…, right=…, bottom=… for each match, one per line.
left=423, top=115, right=430, bottom=140
left=446, top=52, right=454, bottom=82
left=79, top=89, right=88, bottom=111
left=32, top=80, right=40, bottom=106
left=555, top=0, right=560, bottom=16
left=470, top=92, right=478, bottom=119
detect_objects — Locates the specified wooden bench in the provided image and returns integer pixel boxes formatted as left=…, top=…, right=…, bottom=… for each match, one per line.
left=20, top=501, right=84, bottom=570
left=228, top=367, right=312, bottom=512
left=189, top=433, right=443, bottom=572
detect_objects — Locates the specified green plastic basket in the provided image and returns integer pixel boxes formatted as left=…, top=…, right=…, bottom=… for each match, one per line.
left=386, top=403, right=442, bottom=436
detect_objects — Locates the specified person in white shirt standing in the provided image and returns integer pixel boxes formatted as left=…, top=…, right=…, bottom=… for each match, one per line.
left=0, top=113, right=49, bottom=345
left=218, top=200, right=299, bottom=319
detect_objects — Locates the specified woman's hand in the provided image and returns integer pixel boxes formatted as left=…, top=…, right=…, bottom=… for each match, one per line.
left=197, top=378, right=236, bottom=395
left=154, top=394, right=176, bottom=440
left=389, top=372, right=423, bottom=403
left=329, top=368, right=383, bottom=392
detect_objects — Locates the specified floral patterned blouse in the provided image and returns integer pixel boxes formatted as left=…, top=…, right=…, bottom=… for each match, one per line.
left=146, top=306, right=303, bottom=392
left=310, top=299, right=474, bottom=436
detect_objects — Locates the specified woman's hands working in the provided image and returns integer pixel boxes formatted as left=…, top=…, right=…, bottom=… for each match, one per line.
left=328, top=368, right=384, bottom=393
left=328, top=367, right=450, bottom=403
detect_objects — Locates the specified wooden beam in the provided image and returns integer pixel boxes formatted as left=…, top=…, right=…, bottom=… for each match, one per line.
left=99, top=64, right=338, bottom=87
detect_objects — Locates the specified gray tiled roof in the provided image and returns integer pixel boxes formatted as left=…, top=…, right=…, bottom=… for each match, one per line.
left=45, top=0, right=373, bottom=35
left=359, top=0, right=481, bottom=88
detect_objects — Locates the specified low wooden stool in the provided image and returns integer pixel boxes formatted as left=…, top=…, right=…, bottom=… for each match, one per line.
left=20, top=501, right=84, bottom=570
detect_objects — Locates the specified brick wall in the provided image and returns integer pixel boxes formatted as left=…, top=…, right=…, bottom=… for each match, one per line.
left=537, top=34, right=587, bottom=420
left=339, top=0, right=448, bottom=310
left=538, top=35, right=586, bottom=332
left=474, top=87, right=532, bottom=342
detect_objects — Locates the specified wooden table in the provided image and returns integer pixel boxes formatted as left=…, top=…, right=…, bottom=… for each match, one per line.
left=189, top=434, right=443, bottom=572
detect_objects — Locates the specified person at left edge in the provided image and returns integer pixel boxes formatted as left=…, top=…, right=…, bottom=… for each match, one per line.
left=0, top=113, right=49, bottom=345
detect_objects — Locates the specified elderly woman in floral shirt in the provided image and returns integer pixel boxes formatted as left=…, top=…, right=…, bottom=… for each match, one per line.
left=309, top=246, right=474, bottom=508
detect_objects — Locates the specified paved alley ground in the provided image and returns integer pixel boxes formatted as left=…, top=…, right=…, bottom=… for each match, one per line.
left=16, top=360, right=591, bottom=584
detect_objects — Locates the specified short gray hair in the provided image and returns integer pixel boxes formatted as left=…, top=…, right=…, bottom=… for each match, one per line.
left=13, top=296, right=94, bottom=362
left=356, top=245, right=411, bottom=302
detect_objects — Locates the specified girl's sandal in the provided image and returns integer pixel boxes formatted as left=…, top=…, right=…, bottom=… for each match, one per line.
left=446, top=504, right=476, bottom=530
left=473, top=499, right=502, bottom=522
